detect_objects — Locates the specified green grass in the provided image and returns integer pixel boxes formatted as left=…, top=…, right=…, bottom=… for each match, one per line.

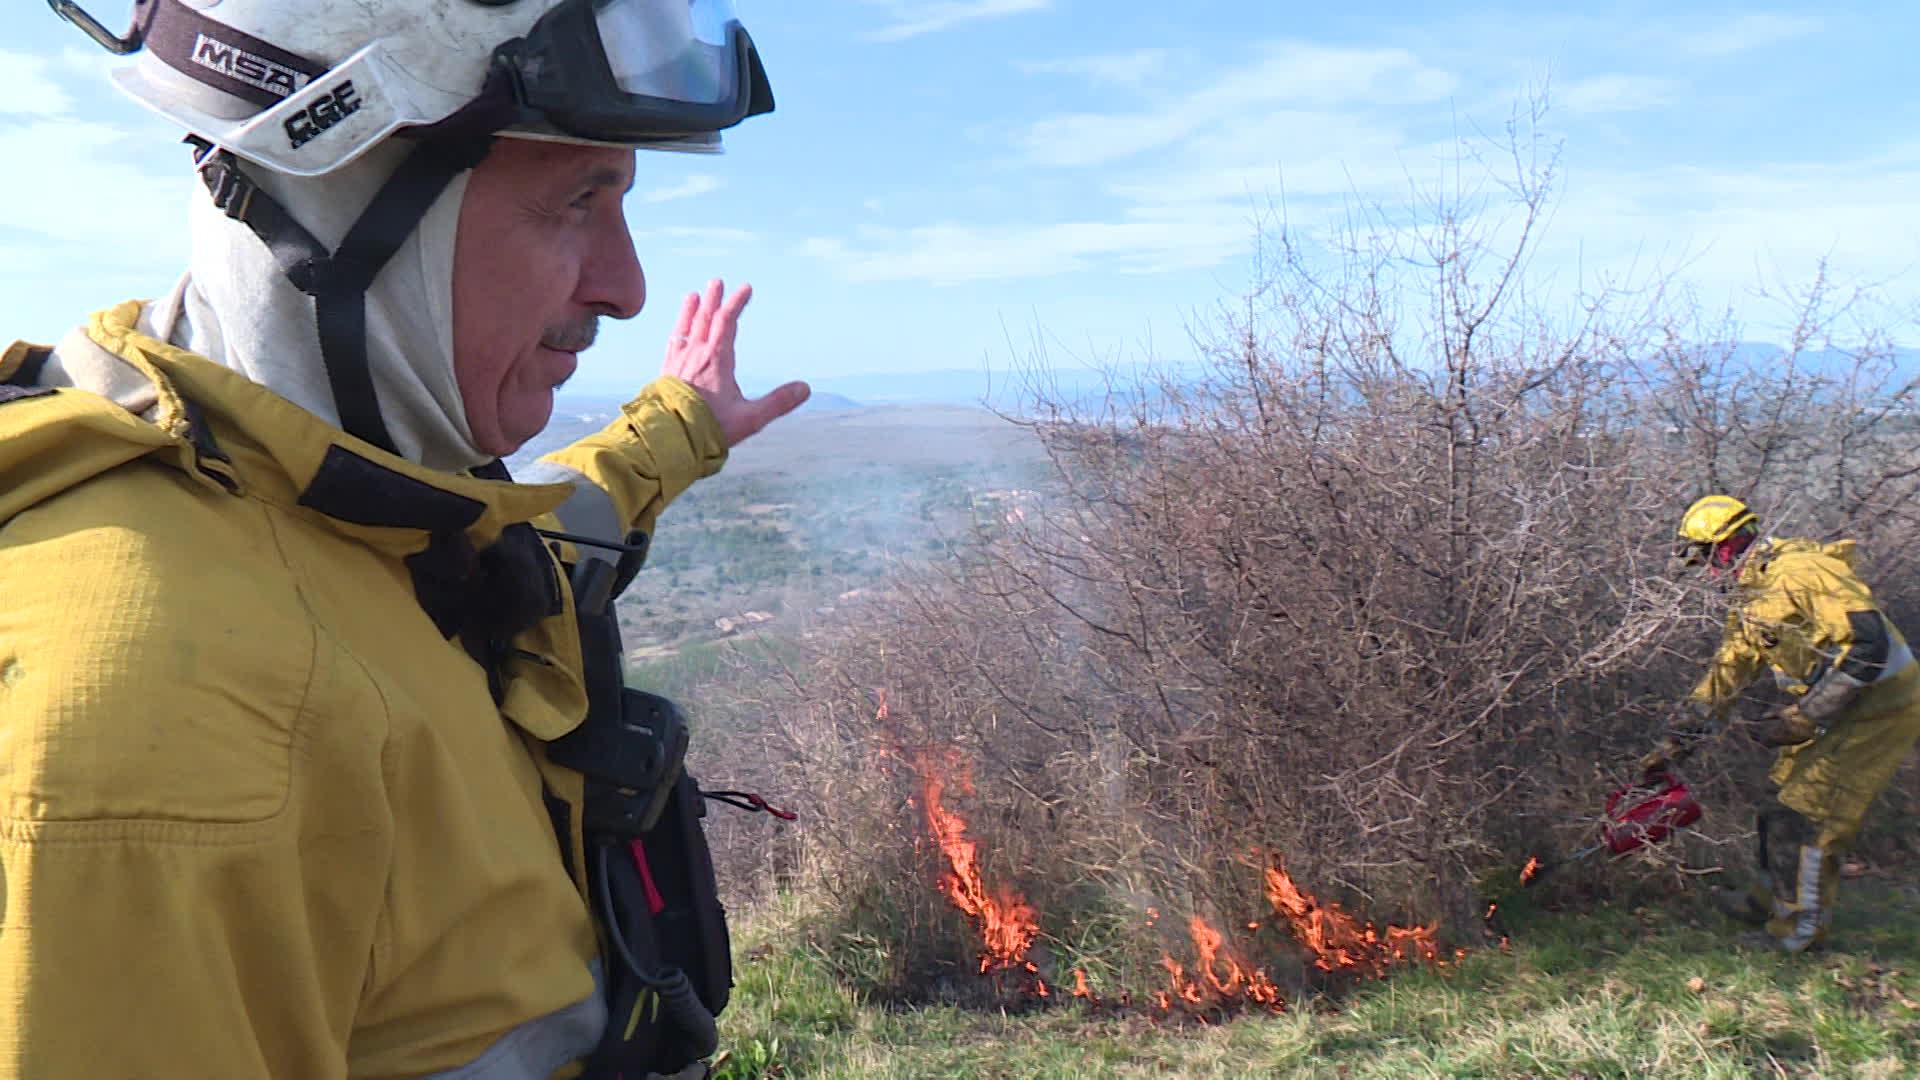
left=711, top=878, right=1920, bottom=1079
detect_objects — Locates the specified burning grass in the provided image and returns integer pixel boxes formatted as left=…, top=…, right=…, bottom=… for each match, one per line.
left=913, top=749, right=1046, bottom=993
left=904, top=733, right=1459, bottom=1019
left=715, top=873, right=1920, bottom=1080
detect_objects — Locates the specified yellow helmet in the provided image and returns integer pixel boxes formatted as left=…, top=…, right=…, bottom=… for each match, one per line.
left=1677, top=495, right=1758, bottom=545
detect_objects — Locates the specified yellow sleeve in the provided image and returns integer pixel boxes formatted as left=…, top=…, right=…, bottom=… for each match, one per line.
left=535, top=377, right=728, bottom=540
left=1688, top=607, right=1770, bottom=718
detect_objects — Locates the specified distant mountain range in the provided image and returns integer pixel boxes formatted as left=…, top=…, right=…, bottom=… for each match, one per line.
left=556, top=341, right=1918, bottom=430
left=1721, top=343, right=1920, bottom=385
left=752, top=364, right=1173, bottom=416
left=778, top=344, right=1918, bottom=411
left=800, top=390, right=863, bottom=412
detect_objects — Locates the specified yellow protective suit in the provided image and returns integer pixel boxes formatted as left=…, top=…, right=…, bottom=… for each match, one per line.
left=1688, top=536, right=1920, bottom=950
left=0, top=303, right=727, bottom=1077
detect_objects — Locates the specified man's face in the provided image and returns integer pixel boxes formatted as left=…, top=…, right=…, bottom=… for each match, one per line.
left=452, top=139, right=645, bottom=457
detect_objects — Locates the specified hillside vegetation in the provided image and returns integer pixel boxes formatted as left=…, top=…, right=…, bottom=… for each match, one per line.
left=627, top=118, right=1920, bottom=1077
left=518, top=404, right=1050, bottom=663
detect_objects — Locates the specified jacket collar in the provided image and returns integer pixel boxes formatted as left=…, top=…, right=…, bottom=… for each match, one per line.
left=6, top=303, right=589, bottom=740
left=79, top=300, right=573, bottom=556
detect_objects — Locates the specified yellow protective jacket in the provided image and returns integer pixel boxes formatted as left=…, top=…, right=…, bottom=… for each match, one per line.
left=1687, top=537, right=1920, bottom=845
left=0, top=303, right=727, bottom=1078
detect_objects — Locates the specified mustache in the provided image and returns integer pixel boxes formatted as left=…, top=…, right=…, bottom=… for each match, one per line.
left=541, top=315, right=600, bottom=353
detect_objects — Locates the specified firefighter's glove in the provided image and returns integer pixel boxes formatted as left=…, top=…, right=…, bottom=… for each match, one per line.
left=1753, top=704, right=1820, bottom=748
left=1637, top=742, right=1677, bottom=779
left=1641, top=706, right=1711, bottom=775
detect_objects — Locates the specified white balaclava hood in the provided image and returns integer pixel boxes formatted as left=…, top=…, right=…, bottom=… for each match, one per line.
left=147, top=139, right=489, bottom=472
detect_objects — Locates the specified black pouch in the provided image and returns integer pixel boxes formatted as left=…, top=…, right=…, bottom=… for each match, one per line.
left=644, top=771, right=732, bottom=1015
left=552, top=557, right=733, bottom=1077
left=584, top=771, right=732, bottom=1075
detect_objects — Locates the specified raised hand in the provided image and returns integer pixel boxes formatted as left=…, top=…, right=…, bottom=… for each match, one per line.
left=661, top=278, right=809, bottom=447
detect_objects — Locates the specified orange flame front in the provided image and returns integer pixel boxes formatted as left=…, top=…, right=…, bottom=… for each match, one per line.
left=1264, top=863, right=1443, bottom=975
left=1071, top=968, right=1093, bottom=999
left=895, top=691, right=1456, bottom=1014
left=1170, top=915, right=1282, bottom=1010
left=1520, top=856, right=1541, bottom=884
left=915, top=754, right=1042, bottom=978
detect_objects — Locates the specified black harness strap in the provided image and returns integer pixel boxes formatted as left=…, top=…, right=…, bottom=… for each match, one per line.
left=179, top=396, right=241, bottom=494
left=0, top=385, right=51, bottom=406
left=294, top=446, right=559, bottom=669
left=0, top=347, right=57, bottom=405
left=192, top=143, right=325, bottom=277
left=5, top=347, right=51, bottom=387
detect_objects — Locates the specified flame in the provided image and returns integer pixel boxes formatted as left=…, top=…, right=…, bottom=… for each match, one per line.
left=895, top=692, right=1451, bottom=1015
left=1520, top=856, right=1541, bottom=884
left=916, top=756, right=1042, bottom=977
left=1152, top=915, right=1284, bottom=1013
left=1264, top=863, right=1443, bottom=975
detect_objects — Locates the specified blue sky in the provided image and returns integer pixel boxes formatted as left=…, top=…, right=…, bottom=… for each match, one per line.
left=4, top=3, right=1917, bottom=397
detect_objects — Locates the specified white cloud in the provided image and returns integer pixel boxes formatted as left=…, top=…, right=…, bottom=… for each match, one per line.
left=56, top=45, right=120, bottom=83
left=0, top=49, right=76, bottom=117
left=1015, top=41, right=1457, bottom=168
left=0, top=43, right=188, bottom=311
left=1516, top=148, right=1920, bottom=337
left=1018, top=49, right=1171, bottom=87
left=863, top=0, right=1051, bottom=43
left=1667, top=13, right=1822, bottom=57
left=1557, top=74, right=1679, bottom=114
left=800, top=213, right=1252, bottom=285
left=640, top=174, right=723, bottom=203
left=1105, top=111, right=1432, bottom=207
left=0, top=119, right=188, bottom=251
left=805, top=41, right=1466, bottom=287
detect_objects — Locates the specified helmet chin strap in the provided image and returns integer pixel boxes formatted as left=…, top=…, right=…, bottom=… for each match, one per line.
left=186, top=133, right=496, bottom=456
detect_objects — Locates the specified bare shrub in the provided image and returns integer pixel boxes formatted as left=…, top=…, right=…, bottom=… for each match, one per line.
left=698, top=105, right=1920, bottom=1002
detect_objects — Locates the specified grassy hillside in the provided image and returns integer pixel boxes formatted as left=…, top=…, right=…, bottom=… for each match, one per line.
left=713, top=873, right=1920, bottom=1079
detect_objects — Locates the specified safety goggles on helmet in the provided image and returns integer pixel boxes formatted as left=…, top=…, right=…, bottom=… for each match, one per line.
left=1672, top=538, right=1714, bottom=569
left=51, top=0, right=774, bottom=176
left=500, top=0, right=773, bottom=144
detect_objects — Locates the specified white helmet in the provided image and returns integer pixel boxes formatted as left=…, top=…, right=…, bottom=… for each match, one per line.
left=49, top=0, right=774, bottom=459
left=52, top=0, right=774, bottom=176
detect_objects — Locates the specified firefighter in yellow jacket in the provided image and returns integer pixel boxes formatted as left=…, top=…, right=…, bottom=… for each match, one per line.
left=1649, top=495, right=1920, bottom=953
left=2, top=2, right=802, bottom=1077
